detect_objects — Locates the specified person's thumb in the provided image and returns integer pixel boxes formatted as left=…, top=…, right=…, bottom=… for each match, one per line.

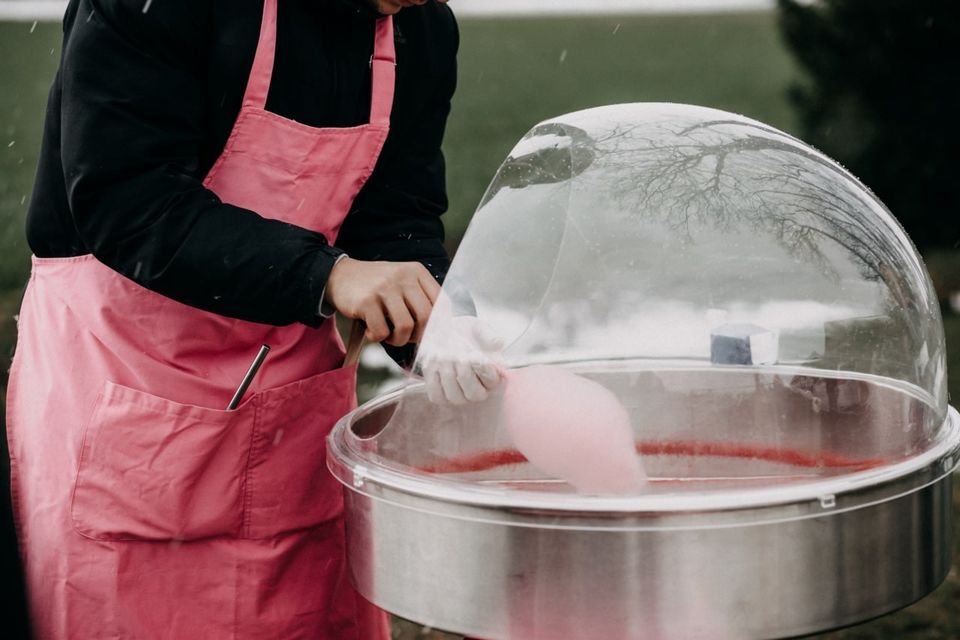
left=471, top=320, right=504, bottom=353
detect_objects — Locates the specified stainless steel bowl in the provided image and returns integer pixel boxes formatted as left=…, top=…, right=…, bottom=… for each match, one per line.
left=328, top=367, right=960, bottom=639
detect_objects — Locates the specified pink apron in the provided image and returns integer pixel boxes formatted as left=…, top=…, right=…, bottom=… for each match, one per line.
left=6, top=1, right=393, bottom=637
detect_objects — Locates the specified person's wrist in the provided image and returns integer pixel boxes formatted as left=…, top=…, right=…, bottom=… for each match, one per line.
left=318, top=253, right=350, bottom=318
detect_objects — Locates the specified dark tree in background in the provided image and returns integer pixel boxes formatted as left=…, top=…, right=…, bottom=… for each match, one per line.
left=777, top=0, right=960, bottom=254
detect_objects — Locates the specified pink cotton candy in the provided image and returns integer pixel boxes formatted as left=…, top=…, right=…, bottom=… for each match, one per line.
left=501, top=366, right=648, bottom=495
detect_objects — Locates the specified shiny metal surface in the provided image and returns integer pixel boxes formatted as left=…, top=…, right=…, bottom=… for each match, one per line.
left=328, top=370, right=960, bottom=639
left=341, top=471, right=953, bottom=639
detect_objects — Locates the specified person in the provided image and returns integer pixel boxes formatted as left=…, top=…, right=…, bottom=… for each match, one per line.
left=5, top=0, right=497, bottom=637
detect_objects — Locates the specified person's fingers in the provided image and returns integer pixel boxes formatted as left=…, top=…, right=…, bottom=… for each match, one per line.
left=472, top=321, right=505, bottom=352
left=473, top=362, right=502, bottom=391
left=418, top=271, right=441, bottom=305
left=363, top=306, right=391, bottom=343
left=382, top=294, right=415, bottom=347
left=439, top=361, right=467, bottom=405
left=425, top=365, right=446, bottom=404
left=404, top=286, right=433, bottom=344
left=456, top=361, right=489, bottom=403
left=422, top=359, right=501, bottom=405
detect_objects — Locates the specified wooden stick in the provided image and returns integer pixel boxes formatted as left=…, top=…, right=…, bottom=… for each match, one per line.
left=344, top=320, right=366, bottom=368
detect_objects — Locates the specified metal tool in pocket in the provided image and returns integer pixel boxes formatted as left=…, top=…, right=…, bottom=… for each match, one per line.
left=227, top=344, right=271, bottom=410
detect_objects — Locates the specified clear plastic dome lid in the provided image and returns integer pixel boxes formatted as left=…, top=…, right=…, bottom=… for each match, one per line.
left=429, top=103, right=945, bottom=409
left=337, top=103, right=952, bottom=503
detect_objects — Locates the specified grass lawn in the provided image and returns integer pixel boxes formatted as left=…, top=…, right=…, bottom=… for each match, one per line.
left=1, top=10, right=958, bottom=639
left=0, top=20, right=61, bottom=291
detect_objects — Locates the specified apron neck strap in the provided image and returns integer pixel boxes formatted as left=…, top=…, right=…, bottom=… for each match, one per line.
left=242, top=2, right=396, bottom=128
left=242, top=0, right=279, bottom=110
left=369, top=17, right=396, bottom=126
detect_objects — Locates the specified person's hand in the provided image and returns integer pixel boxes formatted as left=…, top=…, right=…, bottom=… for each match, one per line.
left=417, top=299, right=504, bottom=405
left=324, top=257, right=440, bottom=347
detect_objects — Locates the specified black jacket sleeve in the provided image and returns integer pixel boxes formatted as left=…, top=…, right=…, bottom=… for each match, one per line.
left=58, top=0, right=342, bottom=327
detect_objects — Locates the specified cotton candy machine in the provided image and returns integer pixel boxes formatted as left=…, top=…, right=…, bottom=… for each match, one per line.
left=328, top=103, right=959, bottom=639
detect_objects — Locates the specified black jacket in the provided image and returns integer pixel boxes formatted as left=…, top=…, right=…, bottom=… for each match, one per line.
left=27, top=0, right=457, bottom=329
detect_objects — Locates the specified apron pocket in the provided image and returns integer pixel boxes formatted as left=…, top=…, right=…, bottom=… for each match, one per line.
left=243, top=365, right=357, bottom=539
left=72, top=381, right=252, bottom=542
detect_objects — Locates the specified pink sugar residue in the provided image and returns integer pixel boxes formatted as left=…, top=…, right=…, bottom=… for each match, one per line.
left=419, top=442, right=888, bottom=476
